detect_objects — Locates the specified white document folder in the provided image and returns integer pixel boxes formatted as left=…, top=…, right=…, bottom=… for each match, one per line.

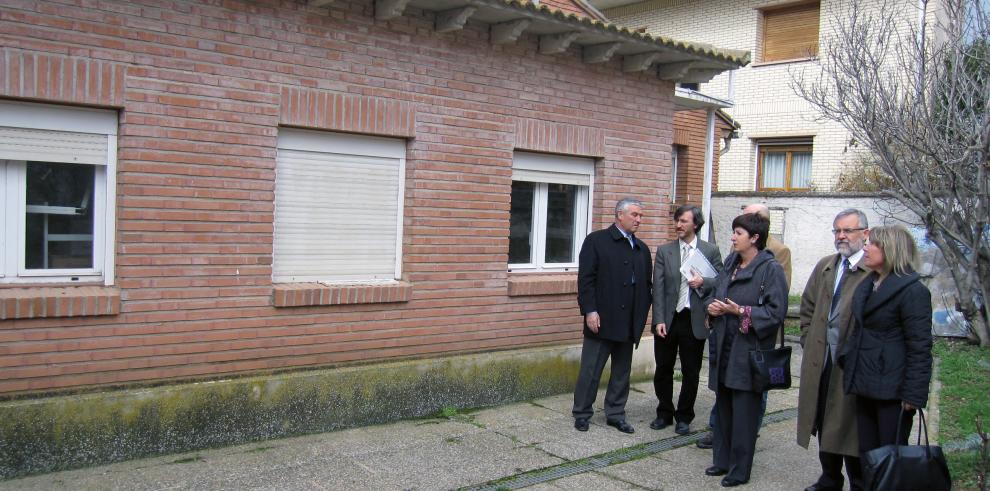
left=679, top=250, right=718, bottom=279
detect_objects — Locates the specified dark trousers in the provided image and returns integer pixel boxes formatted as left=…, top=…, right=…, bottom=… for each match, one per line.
left=814, top=356, right=863, bottom=490
left=653, top=308, right=705, bottom=423
left=572, top=336, right=634, bottom=421
left=817, top=451, right=863, bottom=490
left=855, top=396, right=914, bottom=456
left=712, top=384, right=762, bottom=483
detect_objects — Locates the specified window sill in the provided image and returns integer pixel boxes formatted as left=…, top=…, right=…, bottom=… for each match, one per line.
left=0, top=285, right=120, bottom=320
left=751, top=57, right=816, bottom=68
left=272, top=281, right=413, bottom=308
left=507, top=273, right=578, bottom=297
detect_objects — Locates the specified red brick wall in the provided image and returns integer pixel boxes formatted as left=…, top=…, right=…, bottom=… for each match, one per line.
left=0, top=0, right=675, bottom=395
left=670, top=109, right=731, bottom=223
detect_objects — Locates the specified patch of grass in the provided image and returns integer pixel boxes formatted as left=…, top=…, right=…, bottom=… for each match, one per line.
left=437, top=405, right=484, bottom=428
left=784, top=318, right=801, bottom=338
left=947, top=449, right=984, bottom=490
left=788, top=294, right=802, bottom=306
left=934, top=338, right=990, bottom=488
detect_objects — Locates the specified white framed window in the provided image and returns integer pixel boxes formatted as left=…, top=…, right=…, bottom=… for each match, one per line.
left=756, top=138, right=813, bottom=191
left=0, top=101, right=118, bottom=285
left=274, top=129, right=405, bottom=283
left=508, top=152, right=593, bottom=272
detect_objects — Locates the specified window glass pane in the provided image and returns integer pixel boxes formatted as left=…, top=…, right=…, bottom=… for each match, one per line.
left=509, top=181, right=535, bottom=264
left=545, top=183, right=579, bottom=264
left=761, top=152, right=787, bottom=188
left=790, top=152, right=812, bottom=188
left=25, top=162, right=95, bottom=269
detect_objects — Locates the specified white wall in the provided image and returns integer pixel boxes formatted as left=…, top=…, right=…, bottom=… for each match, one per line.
left=709, top=193, right=917, bottom=295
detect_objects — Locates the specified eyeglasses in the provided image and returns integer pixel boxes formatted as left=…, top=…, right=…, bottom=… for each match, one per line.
left=832, top=227, right=866, bottom=235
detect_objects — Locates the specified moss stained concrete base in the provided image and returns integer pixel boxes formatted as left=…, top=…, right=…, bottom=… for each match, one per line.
left=0, top=340, right=658, bottom=480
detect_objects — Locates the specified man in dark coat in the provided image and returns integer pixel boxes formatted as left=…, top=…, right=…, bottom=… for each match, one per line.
left=650, top=204, right=723, bottom=435
left=573, top=198, right=653, bottom=434
left=797, top=209, right=871, bottom=491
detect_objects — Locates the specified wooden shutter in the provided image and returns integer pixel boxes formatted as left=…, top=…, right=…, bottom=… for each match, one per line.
left=274, top=130, right=405, bottom=283
left=762, top=2, right=820, bottom=62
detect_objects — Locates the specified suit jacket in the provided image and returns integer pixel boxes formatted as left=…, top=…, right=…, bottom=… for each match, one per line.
left=652, top=238, right=723, bottom=340
left=796, top=253, right=870, bottom=456
left=767, top=236, right=792, bottom=290
left=577, top=224, right=653, bottom=345
left=704, top=250, right=789, bottom=392
left=840, top=270, right=933, bottom=407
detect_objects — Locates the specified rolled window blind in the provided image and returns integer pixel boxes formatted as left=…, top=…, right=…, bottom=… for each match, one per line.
left=274, top=132, right=403, bottom=283
left=762, top=2, right=820, bottom=62
left=0, top=127, right=108, bottom=165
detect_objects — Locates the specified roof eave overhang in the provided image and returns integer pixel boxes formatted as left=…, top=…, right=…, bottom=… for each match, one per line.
left=673, top=87, right=734, bottom=110
left=309, top=0, right=750, bottom=84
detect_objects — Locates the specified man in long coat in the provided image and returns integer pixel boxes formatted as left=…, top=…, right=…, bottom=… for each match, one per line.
left=797, top=209, right=871, bottom=491
left=573, top=198, right=653, bottom=434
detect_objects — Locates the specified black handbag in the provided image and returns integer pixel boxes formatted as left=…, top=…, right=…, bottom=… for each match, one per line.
left=748, top=328, right=792, bottom=391
left=862, top=408, right=951, bottom=491
left=747, top=263, right=791, bottom=392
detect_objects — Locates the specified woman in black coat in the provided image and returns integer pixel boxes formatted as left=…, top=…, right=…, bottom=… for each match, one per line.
left=839, top=225, right=933, bottom=456
left=704, top=213, right=789, bottom=487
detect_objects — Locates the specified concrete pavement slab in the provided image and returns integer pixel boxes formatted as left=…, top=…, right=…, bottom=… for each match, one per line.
left=526, top=471, right=646, bottom=490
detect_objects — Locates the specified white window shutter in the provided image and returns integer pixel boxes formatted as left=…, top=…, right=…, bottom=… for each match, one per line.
left=0, top=127, right=108, bottom=165
left=274, top=130, right=404, bottom=283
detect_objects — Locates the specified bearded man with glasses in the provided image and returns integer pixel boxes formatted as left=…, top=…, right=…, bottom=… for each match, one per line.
left=796, top=208, right=872, bottom=491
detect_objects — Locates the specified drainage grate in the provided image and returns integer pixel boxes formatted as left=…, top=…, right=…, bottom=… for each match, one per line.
left=460, top=408, right=799, bottom=491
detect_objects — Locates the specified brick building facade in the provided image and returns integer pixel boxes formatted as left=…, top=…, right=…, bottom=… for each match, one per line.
left=0, top=0, right=746, bottom=397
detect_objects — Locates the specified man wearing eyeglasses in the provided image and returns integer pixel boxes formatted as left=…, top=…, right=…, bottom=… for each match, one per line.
left=796, top=208, right=872, bottom=491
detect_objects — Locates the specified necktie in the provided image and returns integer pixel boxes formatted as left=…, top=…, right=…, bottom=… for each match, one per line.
left=628, top=233, right=635, bottom=249
left=677, top=244, right=690, bottom=312
left=830, top=258, right=852, bottom=314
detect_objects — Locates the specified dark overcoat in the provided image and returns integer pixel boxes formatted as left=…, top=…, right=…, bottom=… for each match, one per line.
left=796, top=253, right=870, bottom=456
left=577, top=224, right=653, bottom=345
left=840, top=270, right=933, bottom=408
left=705, top=250, right=789, bottom=392
left=652, top=238, right=724, bottom=340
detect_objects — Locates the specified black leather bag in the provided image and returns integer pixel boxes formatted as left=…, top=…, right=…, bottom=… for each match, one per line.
left=748, top=329, right=791, bottom=391
left=862, top=408, right=951, bottom=491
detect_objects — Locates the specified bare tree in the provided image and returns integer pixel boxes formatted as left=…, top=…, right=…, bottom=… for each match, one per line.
left=793, top=0, right=990, bottom=345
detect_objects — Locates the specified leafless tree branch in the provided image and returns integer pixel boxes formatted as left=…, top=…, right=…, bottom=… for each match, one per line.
left=792, top=0, right=990, bottom=345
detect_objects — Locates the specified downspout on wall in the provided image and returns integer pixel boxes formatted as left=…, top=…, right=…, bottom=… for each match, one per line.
left=701, top=108, right=716, bottom=241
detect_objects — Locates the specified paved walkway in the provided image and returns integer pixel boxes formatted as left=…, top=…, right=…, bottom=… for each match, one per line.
left=1, top=343, right=860, bottom=490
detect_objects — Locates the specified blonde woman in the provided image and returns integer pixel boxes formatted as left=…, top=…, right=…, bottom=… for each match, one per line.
left=838, top=225, right=933, bottom=456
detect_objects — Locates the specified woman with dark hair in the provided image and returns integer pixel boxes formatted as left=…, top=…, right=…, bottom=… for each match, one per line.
left=704, top=213, right=789, bottom=487
left=839, top=225, right=933, bottom=457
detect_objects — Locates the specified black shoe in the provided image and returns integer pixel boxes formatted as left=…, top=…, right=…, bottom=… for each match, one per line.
left=696, top=431, right=713, bottom=449
left=721, top=477, right=748, bottom=487
left=804, top=484, right=841, bottom=491
left=675, top=421, right=690, bottom=435
left=705, top=466, right=728, bottom=476
left=649, top=417, right=669, bottom=430
left=606, top=419, right=635, bottom=434
left=574, top=418, right=589, bottom=431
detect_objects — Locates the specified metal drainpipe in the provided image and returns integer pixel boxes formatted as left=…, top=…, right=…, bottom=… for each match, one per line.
left=700, top=108, right=716, bottom=241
